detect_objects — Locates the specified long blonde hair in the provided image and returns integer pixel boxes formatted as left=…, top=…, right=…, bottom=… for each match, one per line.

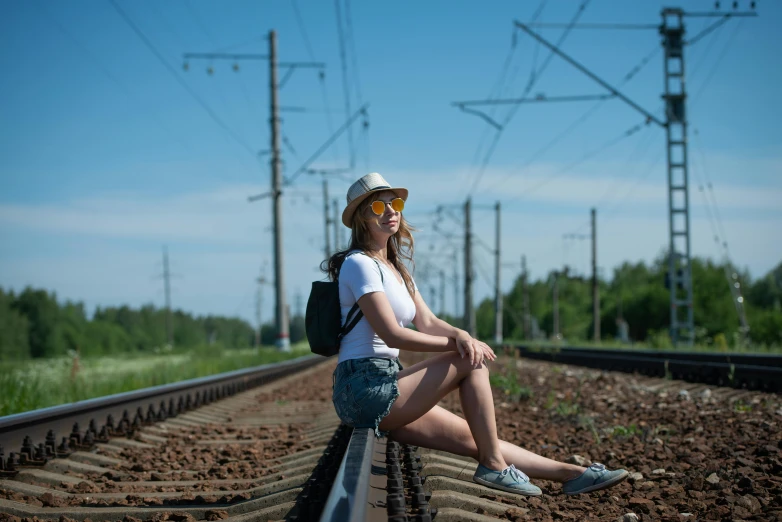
left=321, top=190, right=417, bottom=298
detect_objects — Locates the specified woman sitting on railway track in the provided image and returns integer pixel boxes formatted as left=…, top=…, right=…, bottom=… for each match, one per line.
left=324, top=172, right=629, bottom=496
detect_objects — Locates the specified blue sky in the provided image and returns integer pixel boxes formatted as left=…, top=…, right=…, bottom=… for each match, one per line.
left=1, top=0, right=780, bottom=328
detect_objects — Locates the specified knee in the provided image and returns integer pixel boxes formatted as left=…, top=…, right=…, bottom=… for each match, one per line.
left=447, top=351, right=489, bottom=377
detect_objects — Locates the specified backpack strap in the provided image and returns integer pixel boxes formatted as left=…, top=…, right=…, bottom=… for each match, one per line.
left=338, top=251, right=384, bottom=338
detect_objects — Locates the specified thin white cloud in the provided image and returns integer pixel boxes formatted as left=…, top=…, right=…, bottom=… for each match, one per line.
left=1, top=158, right=780, bottom=324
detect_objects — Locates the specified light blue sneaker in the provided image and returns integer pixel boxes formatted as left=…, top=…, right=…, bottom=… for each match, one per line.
left=473, top=463, right=542, bottom=496
left=562, top=463, right=629, bottom=495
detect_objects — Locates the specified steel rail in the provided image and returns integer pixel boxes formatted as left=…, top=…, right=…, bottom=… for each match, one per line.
left=319, top=427, right=375, bottom=522
left=513, top=345, right=782, bottom=392
left=0, top=355, right=320, bottom=472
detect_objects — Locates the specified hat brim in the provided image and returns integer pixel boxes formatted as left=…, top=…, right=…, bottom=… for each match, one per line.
left=341, top=187, right=409, bottom=228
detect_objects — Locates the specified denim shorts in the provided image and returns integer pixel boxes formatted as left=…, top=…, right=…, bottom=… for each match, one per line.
left=332, top=357, right=403, bottom=438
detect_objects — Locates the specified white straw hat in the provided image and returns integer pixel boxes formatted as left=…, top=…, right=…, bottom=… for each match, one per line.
left=341, top=173, right=408, bottom=228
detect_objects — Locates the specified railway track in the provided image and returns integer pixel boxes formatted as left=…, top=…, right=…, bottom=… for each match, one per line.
left=1, top=349, right=781, bottom=521
left=512, top=345, right=782, bottom=393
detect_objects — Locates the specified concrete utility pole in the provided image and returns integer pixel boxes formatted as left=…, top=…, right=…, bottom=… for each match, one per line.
left=453, top=257, right=460, bottom=323
left=522, top=255, right=530, bottom=340
left=163, top=246, right=173, bottom=346
left=439, top=270, right=446, bottom=317
left=591, top=207, right=600, bottom=342
left=295, top=290, right=303, bottom=318
left=332, top=198, right=340, bottom=252
left=269, top=31, right=290, bottom=351
left=323, top=178, right=332, bottom=259
left=464, top=198, right=475, bottom=336
left=255, top=265, right=268, bottom=347
left=183, top=35, right=327, bottom=353
left=494, top=201, right=502, bottom=345
left=552, top=271, right=560, bottom=340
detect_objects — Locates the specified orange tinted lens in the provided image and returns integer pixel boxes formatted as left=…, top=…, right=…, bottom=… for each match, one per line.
left=391, top=198, right=404, bottom=212
left=371, top=200, right=385, bottom=215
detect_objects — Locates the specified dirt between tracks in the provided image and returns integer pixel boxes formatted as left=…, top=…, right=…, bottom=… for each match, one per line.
left=430, top=352, right=782, bottom=521
left=0, top=361, right=339, bottom=517
left=2, top=354, right=780, bottom=521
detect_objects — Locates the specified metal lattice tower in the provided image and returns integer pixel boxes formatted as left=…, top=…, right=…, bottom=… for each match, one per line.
left=661, top=8, right=694, bottom=346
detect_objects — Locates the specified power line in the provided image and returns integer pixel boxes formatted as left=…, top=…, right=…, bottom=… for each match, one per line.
left=334, top=0, right=356, bottom=170
left=184, top=0, right=220, bottom=48
left=291, top=0, right=317, bottom=61
left=39, top=3, right=192, bottom=154
left=691, top=19, right=745, bottom=108
left=344, top=0, right=364, bottom=107
left=504, top=120, right=650, bottom=204
left=591, top=122, right=660, bottom=212
left=478, top=42, right=660, bottom=196
left=464, top=0, right=592, bottom=198
left=108, top=0, right=258, bottom=158
left=461, top=4, right=540, bottom=194
left=527, top=22, right=659, bottom=30
left=285, top=104, right=370, bottom=185
left=289, top=1, right=345, bottom=170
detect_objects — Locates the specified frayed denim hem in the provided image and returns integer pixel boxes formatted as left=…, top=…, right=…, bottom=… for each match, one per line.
left=373, top=379, right=400, bottom=438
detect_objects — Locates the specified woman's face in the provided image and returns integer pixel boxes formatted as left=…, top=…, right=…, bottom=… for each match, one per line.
left=363, top=190, right=402, bottom=244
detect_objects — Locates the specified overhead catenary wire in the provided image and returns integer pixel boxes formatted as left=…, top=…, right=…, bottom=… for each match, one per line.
left=693, top=129, right=731, bottom=258
left=37, top=3, right=198, bottom=161
left=691, top=19, right=745, bottom=109
left=462, top=1, right=546, bottom=193
left=334, top=0, right=356, bottom=171
left=108, top=0, right=258, bottom=158
left=464, top=0, right=592, bottom=198
left=290, top=0, right=344, bottom=169
left=502, top=120, right=650, bottom=204
left=479, top=42, right=661, bottom=196
left=345, top=0, right=369, bottom=172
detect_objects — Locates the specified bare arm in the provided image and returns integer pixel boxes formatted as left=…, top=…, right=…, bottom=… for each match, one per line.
left=357, top=292, right=457, bottom=353
left=411, top=289, right=466, bottom=338
left=411, top=289, right=497, bottom=365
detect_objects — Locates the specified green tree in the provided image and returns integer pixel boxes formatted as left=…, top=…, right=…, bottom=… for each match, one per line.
left=0, top=288, right=30, bottom=360
left=12, top=288, right=63, bottom=358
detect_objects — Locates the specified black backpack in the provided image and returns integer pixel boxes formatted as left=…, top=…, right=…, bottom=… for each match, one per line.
left=305, top=252, right=383, bottom=357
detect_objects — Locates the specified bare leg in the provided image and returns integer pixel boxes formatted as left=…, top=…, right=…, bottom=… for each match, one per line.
left=379, top=352, right=507, bottom=471
left=390, top=404, right=585, bottom=482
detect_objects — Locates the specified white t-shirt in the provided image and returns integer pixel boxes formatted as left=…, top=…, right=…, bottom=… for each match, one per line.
left=337, top=251, right=417, bottom=363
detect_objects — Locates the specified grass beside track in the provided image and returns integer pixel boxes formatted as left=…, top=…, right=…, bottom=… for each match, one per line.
left=0, top=343, right=311, bottom=416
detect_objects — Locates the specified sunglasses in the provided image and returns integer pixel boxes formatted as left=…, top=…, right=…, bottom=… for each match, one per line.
left=370, top=197, right=405, bottom=216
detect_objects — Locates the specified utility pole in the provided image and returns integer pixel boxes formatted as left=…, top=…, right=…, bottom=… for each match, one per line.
left=332, top=198, right=341, bottom=252
left=183, top=35, right=327, bottom=353
left=269, top=31, right=290, bottom=352
left=162, top=246, right=173, bottom=347
left=464, top=198, right=475, bottom=336
left=295, top=290, right=303, bottom=318
left=456, top=8, right=755, bottom=346
left=522, top=255, right=530, bottom=340
left=494, top=201, right=502, bottom=345
left=453, top=258, right=460, bottom=324
left=255, top=265, right=268, bottom=347
left=591, top=207, right=600, bottom=342
left=323, top=178, right=332, bottom=259
left=660, top=9, right=693, bottom=347
left=552, top=271, right=560, bottom=341
left=439, top=270, right=446, bottom=317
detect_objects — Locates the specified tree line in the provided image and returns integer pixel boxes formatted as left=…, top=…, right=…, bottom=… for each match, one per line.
left=473, top=255, right=782, bottom=348
left=2, top=254, right=780, bottom=360
left=0, top=287, right=310, bottom=360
